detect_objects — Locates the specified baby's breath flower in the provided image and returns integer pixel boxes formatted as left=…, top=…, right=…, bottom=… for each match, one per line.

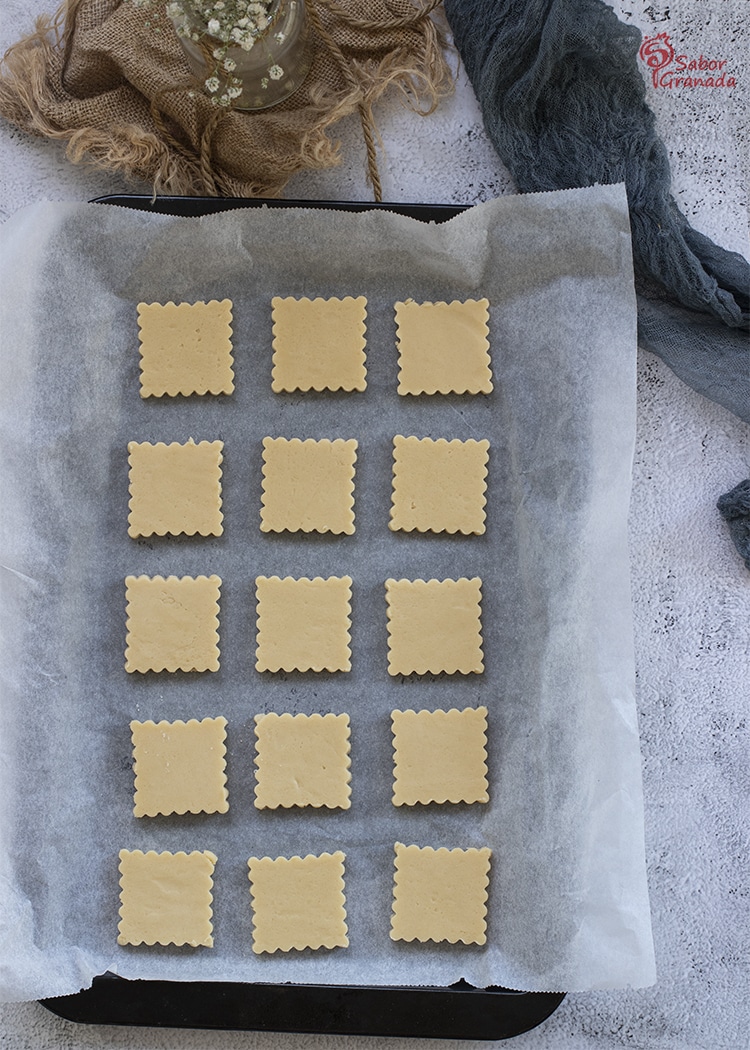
left=138, top=0, right=286, bottom=108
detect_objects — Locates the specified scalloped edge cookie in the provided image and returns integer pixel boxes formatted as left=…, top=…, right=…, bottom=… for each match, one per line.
left=125, top=574, right=221, bottom=674
left=254, top=712, right=351, bottom=810
left=395, top=298, right=492, bottom=395
left=131, top=716, right=229, bottom=817
left=390, top=435, right=489, bottom=535
left=390, top=843, right=491, bottom=945
left=248, top=851, right=348, bottom=954
left=391, top=707, right=488, bottom=806
left=255, top=575, right=352, bottom=673
left=127, top=439, right=224, bottom=538
left=385, top=577, right=483, bottom=676
left=260, top=437, right=357, bottom=534
left=271, top=296, right=367, bottom=393
left=117, top=849, right=217, bottom=947
left=137, top=299, right=234, bottom=398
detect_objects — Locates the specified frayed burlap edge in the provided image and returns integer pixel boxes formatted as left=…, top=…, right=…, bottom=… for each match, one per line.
left=0, top=0, right=454, bottom=198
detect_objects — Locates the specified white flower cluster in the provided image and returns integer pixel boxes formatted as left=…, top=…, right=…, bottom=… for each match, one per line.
left=151, top=0, right=284, bottom=106
left=167, top=0, right=273, bottom=48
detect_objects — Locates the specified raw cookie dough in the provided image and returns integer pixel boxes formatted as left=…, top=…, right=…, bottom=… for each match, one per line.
left=248, top=851, right=348, bottom=954
left=117, top=849, right=217, bottom=947
left=271, top=296, right=367, bottom=392
left=127, top=439, right=223, bottom=538
left=391, top=706, right=489, bottom=806
left=385, top=577, right=484, bottom=676
left=395, top=298, right=492, bottom=395
left=125, top=574, right=221, bottom=674
left=390, top=435, right=490, bottom=535
left=254, top=712, right=351, bottom=810
left=390, top=843, right=491, bottom=945
left=255, top=575, right=352, bottom=673
left=137, top=299, right=234, bottom=398
left=260, top=437, right=357, bottom=534
left=131, top=716, right=229, bottom=817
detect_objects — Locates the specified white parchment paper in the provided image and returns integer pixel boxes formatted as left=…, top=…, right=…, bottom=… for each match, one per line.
left=0, top=186, right=655, bottom=1000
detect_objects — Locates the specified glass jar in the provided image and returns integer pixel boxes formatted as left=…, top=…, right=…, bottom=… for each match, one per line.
left=170, top=0, right=313, bottom=111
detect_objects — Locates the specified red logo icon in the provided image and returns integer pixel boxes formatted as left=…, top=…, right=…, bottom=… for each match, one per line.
left=639, top=33, right=675, bottom=81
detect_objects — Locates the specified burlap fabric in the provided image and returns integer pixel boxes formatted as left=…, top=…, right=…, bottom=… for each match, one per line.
left=0, top=0, right=451, bottom=197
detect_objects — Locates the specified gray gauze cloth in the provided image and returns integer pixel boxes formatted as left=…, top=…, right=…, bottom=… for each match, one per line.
left=445, top=0, right=750, bottom=424
left=717, top=479, right=750, bottom=571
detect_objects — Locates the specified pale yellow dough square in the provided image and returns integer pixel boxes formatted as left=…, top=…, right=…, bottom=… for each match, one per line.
left=390, top=843, right=491, bottom=945
left=385, top=578, right=483, bottom=676
left=128, top=439, right=223, bottom=538
left=248, top=851, right=348, bottom=954
left=271, top=296, right=367, bottom=392
left=131, top=717, right=228, bottom=817
left=254, top=712, right=351, bottom=810
left=392, top=707, right=488, bottom=806
left=255, top=576, right=352, bottom=673
left=260, top=437, right=357, bottom=534
left=125, top=575, right=221, bottom=674
left=118, top=849, right=217, bottom=947
left=395, top=299, right=492, bottom=395
left=390, top=436, right=489, bottom=535
left=137, top=299, right=234, bottom=398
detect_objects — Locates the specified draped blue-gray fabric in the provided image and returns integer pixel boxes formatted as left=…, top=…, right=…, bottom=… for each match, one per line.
left=717, top=479, right=750, bottom=571
left=444, top=0, right=750, bottom=423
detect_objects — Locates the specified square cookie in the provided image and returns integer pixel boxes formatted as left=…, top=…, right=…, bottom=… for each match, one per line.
left=390, top=843, right=491, bottom=945
left=128, top=439, right=223, bottom=538
left=260, top=437, right=357, bottom=534
left=125, top=575, right=221, bottom=674
left=137, top=299, right=234, bottom=398
left=271, top=296, right=367, bottom=392
left=131, top=716, right=229, bottom=817
left=395, top=298, right=492, bottom=395
left=392, top=706, right=488, bottom=806
left=248, top=851, right=348, bottom=954
left=254, top=712, right=351, bottom=810
left=390, top=435, right=490, bottom=535
left=255, top=575, right=352, bottom=673
left=385, top=577, right=483, bottom=676
left=118, top=849, right=217, bottom=947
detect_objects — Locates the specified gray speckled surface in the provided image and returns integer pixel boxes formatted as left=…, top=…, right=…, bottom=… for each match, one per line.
left=0, top=1, right=748, bottom=1047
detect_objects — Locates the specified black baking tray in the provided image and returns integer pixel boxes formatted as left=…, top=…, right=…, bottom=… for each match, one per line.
left=43, top=973, right=565, bottom=1039
left=40, top=194, right=566, bottom=1040
left=90, top=193, right=469, bottom=222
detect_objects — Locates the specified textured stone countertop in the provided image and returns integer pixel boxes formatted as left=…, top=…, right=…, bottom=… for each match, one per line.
left=0, top=1, right=748, bottom=1047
